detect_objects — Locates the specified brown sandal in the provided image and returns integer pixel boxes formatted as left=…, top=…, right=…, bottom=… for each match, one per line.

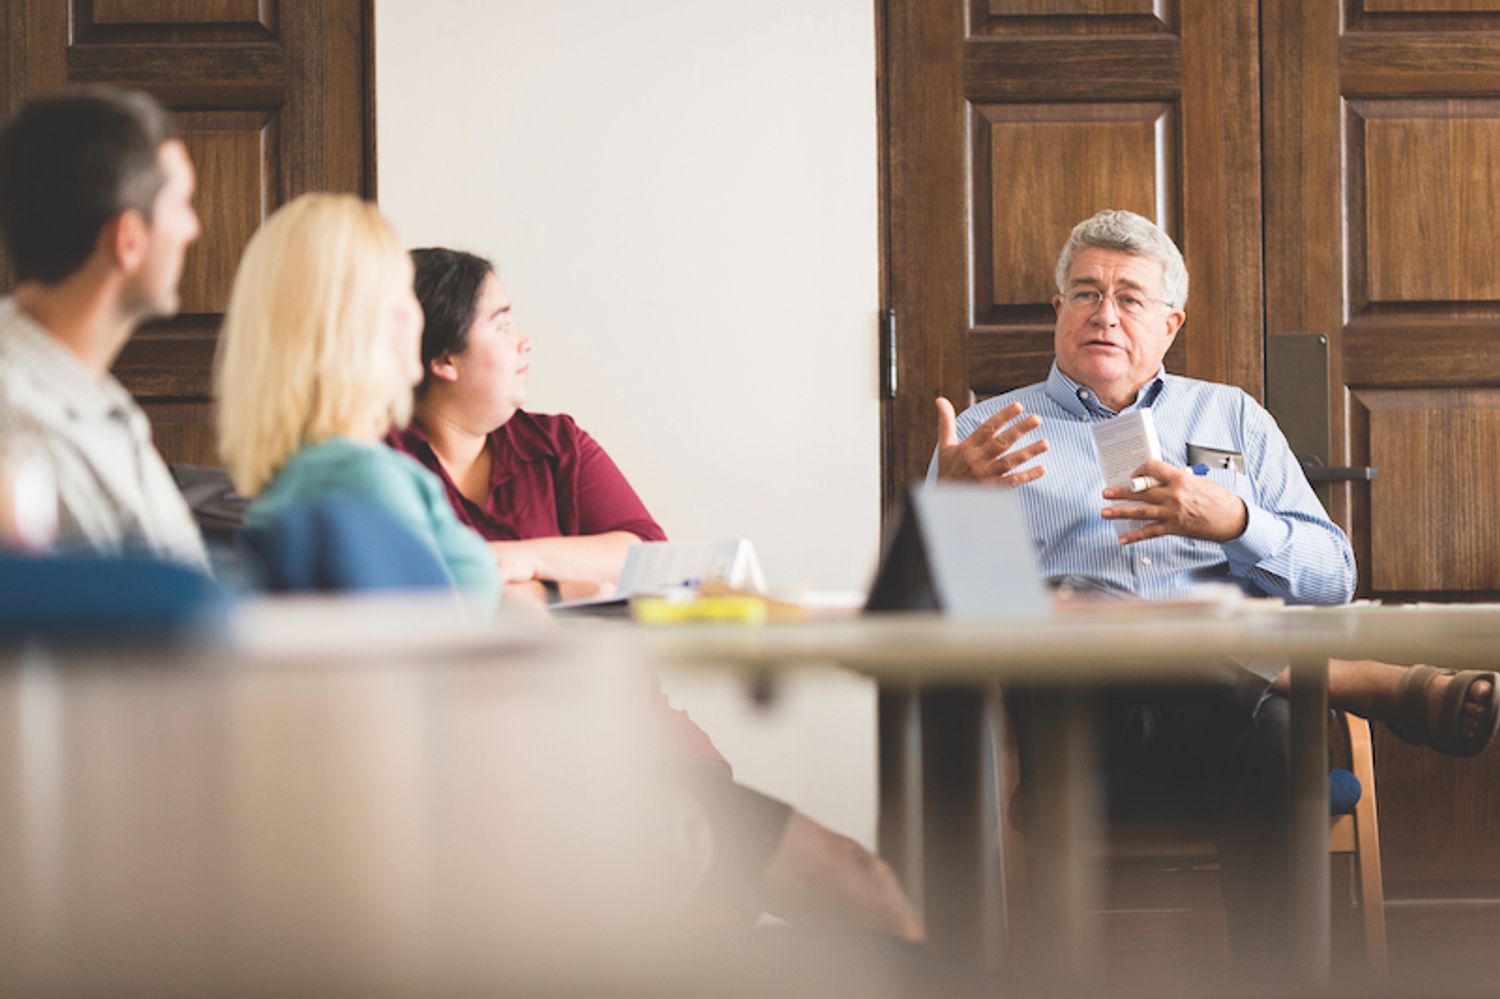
left=1388, top=665, right=1500, bottom=759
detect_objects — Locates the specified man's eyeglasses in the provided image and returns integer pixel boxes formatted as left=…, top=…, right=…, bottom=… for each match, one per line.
left=1062, top=288, right=1172, bottom=319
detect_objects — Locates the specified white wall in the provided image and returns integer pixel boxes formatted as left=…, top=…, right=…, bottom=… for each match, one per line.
left=377, top=2, right=883, bottom=844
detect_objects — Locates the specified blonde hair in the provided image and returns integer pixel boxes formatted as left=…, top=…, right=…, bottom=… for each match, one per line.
left=215, top=194, right=413, bottom=496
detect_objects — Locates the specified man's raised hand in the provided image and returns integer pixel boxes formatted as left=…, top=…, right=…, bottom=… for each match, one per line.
left=934, top=397, right=1048, bottom=485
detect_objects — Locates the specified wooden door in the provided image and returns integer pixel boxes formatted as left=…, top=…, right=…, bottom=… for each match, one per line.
left=879, top=0, right=1264, bottom=505
left=1262, top=0, right=1500, bottom=953
left=0, top=0, right=374, bottom=465
left=884, top=0, right=1500, bottom=968
left=1264, top=0, right=1500, bottom=601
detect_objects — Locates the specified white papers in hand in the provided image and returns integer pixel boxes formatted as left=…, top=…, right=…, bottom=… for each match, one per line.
left=1090, top=410, right=1162, bottom=535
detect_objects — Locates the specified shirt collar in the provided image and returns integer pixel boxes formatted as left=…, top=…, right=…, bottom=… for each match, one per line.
left=1044, top=362, right=1167, bottom=420
left=396, top=416, right=435, bottom=452
left=0, top=298, right=139, bottom=425
left=397, top=413, right=550, bottom=492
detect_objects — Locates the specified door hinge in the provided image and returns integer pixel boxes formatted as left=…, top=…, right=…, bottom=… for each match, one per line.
left=881, top=308, right=897, bottom=400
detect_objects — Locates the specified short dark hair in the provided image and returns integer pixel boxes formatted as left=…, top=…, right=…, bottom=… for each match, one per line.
left=410, top=247, right=495, bottom=394
left=0, top=85, right=179, bottom=284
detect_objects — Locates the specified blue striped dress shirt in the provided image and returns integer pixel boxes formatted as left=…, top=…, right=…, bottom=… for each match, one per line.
left=929, top=363, right=1356, bottom=606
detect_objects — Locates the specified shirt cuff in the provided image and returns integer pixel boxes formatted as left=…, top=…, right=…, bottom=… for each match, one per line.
left=1222, top=501, right=1290, bottom=567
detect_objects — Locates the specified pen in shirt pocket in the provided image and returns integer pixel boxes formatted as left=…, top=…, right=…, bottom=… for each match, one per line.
left=1130, top=463, right=1210, bottom=492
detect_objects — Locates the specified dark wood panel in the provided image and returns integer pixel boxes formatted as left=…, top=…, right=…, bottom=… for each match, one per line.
left=1363, top=0, right=1500, bottom=11
left=0, top=3, right=27, bottom=288
left=140, top=400, right=219, bottom=467
left=3, top=1, right=68, bottom=111
left=1352, top=21, right=1500, bottom=37
left=73, top=0, right=276, bottom=44
left=882, top=0, right=969, bottom=501
left=1262, top=0, right=1347, bottom=520
left=65, top=44, right=285, bottom=106
left=969, top=0, right=1174, bottom=36
left=1345, top=98, right=1500, bottom=320
left=176, top=111, right=276, bottom=314
left=989, top=0, right=1158, bottom=13
left=1343, top=322, right=1500, bottom=387
left=114, top=323, right=219, bottom=398
left=1341, top=35, right=1500, bottom=95
left=1177, top=0, right=1263, bottom=398
left=963, top=37, right=1180, bottom=101
left=1349, top=5, right=1500, bottom=32
left=1362, top=388, right=1500, bottom=590
left=1374, top=722, right=1500, bottom=884
left=969, top=328, right=1057, bottom=398
left=296, top=0, right=369, bottom=197
left=1350, top=100, right=1500, bottom=305
left=0, top=3, right=67, bottom=293
left=90, top=0, right=268, bottom=23
left=972, top=102, right=1170, bottom=317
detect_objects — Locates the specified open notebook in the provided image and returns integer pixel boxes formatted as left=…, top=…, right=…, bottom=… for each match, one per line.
left=549, top=539, right=766, bottom=614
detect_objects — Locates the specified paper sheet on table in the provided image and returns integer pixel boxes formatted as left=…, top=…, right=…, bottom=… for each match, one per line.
left=551, top=539, right=766, bottom=613
left=616, top=539, right=766, bottom=595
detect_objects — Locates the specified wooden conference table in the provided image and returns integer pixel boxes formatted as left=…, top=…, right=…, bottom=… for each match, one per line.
left=643, top=599, right=1500, bottom=987
left=9, top=594, right=1498, bottom=992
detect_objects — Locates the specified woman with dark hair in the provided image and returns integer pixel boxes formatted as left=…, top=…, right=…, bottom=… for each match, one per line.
left=387, top=247, right=925, bottom=944
left=386, top=248, right=661, bottom=601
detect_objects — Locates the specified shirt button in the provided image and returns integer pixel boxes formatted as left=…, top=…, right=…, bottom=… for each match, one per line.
left=1140, top=556, right=1152, bottom=567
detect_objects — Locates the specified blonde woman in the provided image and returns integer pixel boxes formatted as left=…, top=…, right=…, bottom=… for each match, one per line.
left=215, top=194, right=497, bottom=605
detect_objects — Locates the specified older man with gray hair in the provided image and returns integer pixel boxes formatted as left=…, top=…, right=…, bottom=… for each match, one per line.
left=933, top=208, right=1493, bottom=755
left=934, top=207, right=1352, bottom=604
left=930, top=208, right=1356, bottom=585
left=929, top=208, right=1496, bottom=970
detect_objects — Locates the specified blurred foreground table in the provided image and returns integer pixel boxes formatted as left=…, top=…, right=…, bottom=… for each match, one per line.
left=642, top=600, right=1500, bottom=989
left=0, top=594, right=700, bottom=995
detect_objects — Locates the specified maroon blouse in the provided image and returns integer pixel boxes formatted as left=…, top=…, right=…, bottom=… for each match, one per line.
left=387, top=410, right=667, bottom=544
left=386, top=411, right=725, bottom=768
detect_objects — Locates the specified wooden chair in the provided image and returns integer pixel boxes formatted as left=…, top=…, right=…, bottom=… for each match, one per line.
left=1329, top=711, right=1388, bottom=978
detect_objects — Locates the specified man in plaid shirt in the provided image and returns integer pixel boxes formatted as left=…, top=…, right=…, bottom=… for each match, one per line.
left=0, top=86, right=204, bottom=567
